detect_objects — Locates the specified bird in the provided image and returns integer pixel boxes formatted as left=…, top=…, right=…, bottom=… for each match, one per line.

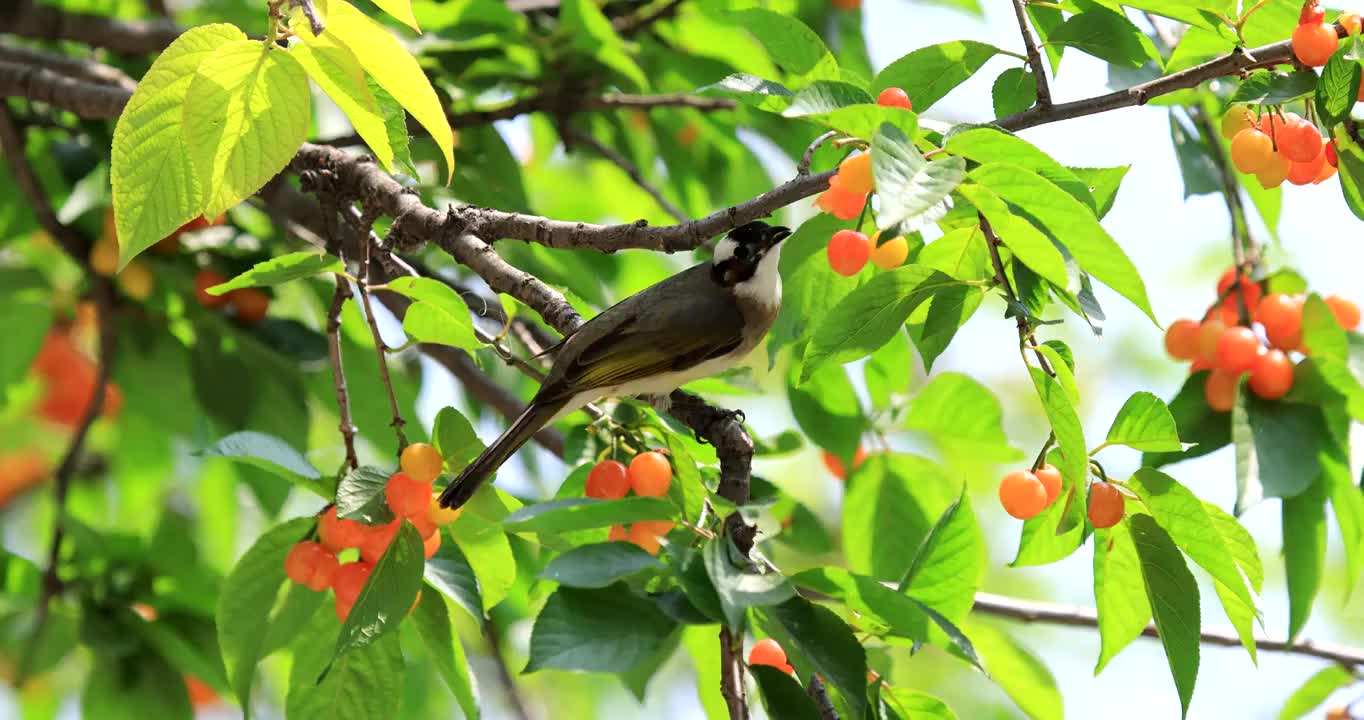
left=437, top=220, right=792, bottom=509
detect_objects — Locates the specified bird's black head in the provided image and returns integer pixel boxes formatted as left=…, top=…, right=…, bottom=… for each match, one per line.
left=711, top=221, right=791, bottom=287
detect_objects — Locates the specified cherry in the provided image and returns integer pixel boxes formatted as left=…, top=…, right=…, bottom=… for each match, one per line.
left=821, top=447, right=867, bottom=479
left=319, top=506, right=367, bottom=552
left=228, top=288, right=270, bottom=325
left=284, top=541, right=339, bottom=592
left=88, top=237, right=119, bottom=276
left=1293, top=21, right=1339, bottom=66
left=333, top=561, right=373, bottom=620
left=876, top=87, right=912, bottom=111
left=1300, top=0, right=1325, bottom=25
left=1230, top=129, right=1274, bottom=173
left=1204, top=369, right=1239, bottom=412
left=815, top=176, right=866, bottom=220
left=194, top=270, right=228, bottom=309
left=1257, top=294, right=1303, bottom=350
left=585, top=460, right=630, bottom=500
left=1256, top=152, right=1292, bottom=188
left=838, top=153, right=875, bottom=196
left=998, top=470, right=1048, bottom=520
left=428, top=494, right=463, bottom=526
left=422, top=526, right=441, bottom=559
left=1164, top=319, right=1202, bottom=360
left=1325, top=295, right=1361, bottom=329
left=1087, top=482, right=1125, bottom=529
left=1215, top=326, right=1264, bottom=374
left=400, top=442, right=443, bottom=485
left=410, top=511, right=438, bottom=540
left=832, top=0, right=861, bottom=11
left=1287, top=150, right=1327, bottom=186
left=828, top=230, right=872, bottom=277
left=627, top=520, right=673, bottom=555
left=358, top=518, right=400, bottom=563
left=1341, top=11, right=1363, bottom=35
left=870, top=233, right=909, bottom=270
left=1249, top=349, right=1295, bottom=400
left=1035, top=464, right=1062, bottom=506
left=118, top=261, right=154, bottom=301
left=1317, top=158, right=1339, bottom=184
left=1197, top=317, right=1228, bottom=361
left=748, top=638, right=789, bottom=670
left=608, top=524, right=628, bottom=542
left=1326, top=142, right=1339, bottom=168
left=185, top=675, right=217, bottom=707
left=1217, top=268, right=1262, bottom=319
left=628, top=451, right=673, bottom=497
left=386, top=471, right=433, bottom=519
left=1278, top=120, right=1323, bottom=163
left=1220, top=106, right=1255, bottom=140
left=1190, top=356, right=1215, bottom=373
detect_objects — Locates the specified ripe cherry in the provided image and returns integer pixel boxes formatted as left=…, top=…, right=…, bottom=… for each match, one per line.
left=1257, top=294, right=1303, bottom=350
left=284, top=541, right=340, bottom=591
left=1249, top=349, right=1295, bottom=400
left=1164, top=319, right=1202, bottom=360
left=1341, top=11, right=1362, bottom=35
left=1035, top=464, right=1062, bottom=506
left=194, top=270, right=228, bottom=309
left=1198, top=317, right=1228, bottom=361
left=1293, top=21, right=1339, bottom=66
left=1190, top=356, right=1215, bottom=373
left=870, top=234, right=909, bottom=270
left=608, top=524, right=628, bottom=542
left=627, top=520, right=673, bottom=555
left=1256, top=152, right=1292, bottom=188
left=998, top=470, right=1048, bottom=520
left=333, top=560, right=373, bottom=608
left=876, top=87, right=912, bottom=111
left=1287, top=151, right=1327, bottom=186
left=1278, top=120, right=1323, bottom=163
left=1087, top=482, right=1125, bottom=529
left=1220, top=106, right=1255, bottom=140
left=1217, top=268, right=1262, bottom=317
left=838, top=153, right=874, bottom=195
left=628, top=451, right=673, bottom=497
left=409, top=511, right=438, bottom=540
left=748, top=638, right=789, bottom=670
left=828, top=230, right=872, bottom=277
left=1326, top=142, right=1339, bottom=168
left=1230, top=129, right=1274, bottom=173
left=319, top=506, right=367, bottom=552
left=1326, top=295, right=1361, bottom=329
left=822, top=447, right=867, bottom=479
left=88, top=237, right=119, bottom=277
left=422, top=527, right=441, bottom=559
left=1204, top=369, right=1239, bottom=412
left=359, top=518, right=400, bottom=563
left=832, top=0, right=861, bottom=11
left=815, top=176, right=865, bottom=220
left=428, top=494, right=463, bottom=526
left=585, top=460, right=630, bottom=500
left=386, top=471, right=433, bottom=519
left=1216, top=326, right=1263, bottom=374
left=400, top=442, right=443, bottom=485
left=1316, top=159, right=1339, bottom=184
left=228, top=288, right=270, bottom=325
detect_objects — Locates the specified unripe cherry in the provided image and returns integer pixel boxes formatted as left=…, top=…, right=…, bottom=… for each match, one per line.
left=1230, top=129, right=1274, bottom=173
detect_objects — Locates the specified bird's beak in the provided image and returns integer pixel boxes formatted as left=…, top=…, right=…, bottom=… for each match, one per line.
left=764, top=226, right=792, bottom=249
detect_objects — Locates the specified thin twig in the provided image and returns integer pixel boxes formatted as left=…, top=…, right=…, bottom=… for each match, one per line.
left=1009, top=0, right=1052, bottom=108
left=613, top=0, right=685, bottom=35
left=484, top=617, right=533, bottom=720
left=799, top=130, right=840, bottom=175
left=327, top=278, right=360, bottom=471
left=974, top=591, right=1364, bottom=666
left=807, top=674, right=839, bottom=720
left=357, top=235, right=408, bottom=452
left=564, top=127, right=690, bottom=223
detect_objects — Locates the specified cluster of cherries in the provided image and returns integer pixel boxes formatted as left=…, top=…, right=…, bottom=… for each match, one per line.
left=1226, top=106, right=1343, bottom=189
left=282, top=442, right=463, bottom=620
left=814, top=87, right=915, bottom=277
left=1291, top=3, right=1358, bottom=67
left=1163, top=268, right=1360, bottom=411
left=999, top=463, right=1126, bottom=530
left=584, top=451, right=675, bottom=555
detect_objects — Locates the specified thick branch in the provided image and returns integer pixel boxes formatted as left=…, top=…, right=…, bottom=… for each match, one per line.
left=1009, top=0, right=1051, bottom=108
left=974, top=592, right=1364, bottom=667
left=0, top=45, right=135, bottom=91
left=3, top=0, right=181, bottom=54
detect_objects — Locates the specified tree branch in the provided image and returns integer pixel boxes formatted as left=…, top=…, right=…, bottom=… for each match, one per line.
left=326, top=278, right=361, bottom=471
left=563, top=126, right=690, bottom=223
left=3, top=0, right=181, bottom=54
left=613, top=0, right=686, bottom=36
left=807, top=674, right=839, bottom=720
left=973, top=591, right=1364, bottom=667
left=1009, top=0, right=1051, bottom=108
left=355, top=225, right=409, bottom=452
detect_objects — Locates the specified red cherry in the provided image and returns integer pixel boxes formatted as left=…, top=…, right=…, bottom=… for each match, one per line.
left=876, top=87, right=912, bottom=110
left=1249, top=350, right=1294, bottom=400
left=585, top=460, right=630, bottom=500
left=827, top=230, right=871, bottom=277
left=1215, top=326, right=1263, bottom=374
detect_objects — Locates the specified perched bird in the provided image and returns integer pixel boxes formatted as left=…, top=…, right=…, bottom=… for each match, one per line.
left=437, top=220, right=791, bottom=509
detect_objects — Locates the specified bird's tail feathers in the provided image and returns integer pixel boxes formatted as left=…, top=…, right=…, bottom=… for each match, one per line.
left=437, top=400, right=563, bottom=509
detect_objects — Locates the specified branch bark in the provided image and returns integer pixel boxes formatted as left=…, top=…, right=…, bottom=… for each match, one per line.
left=3, top=0, right=182, bottom=54
left=1009, top=0, right=1052, bottom=108
left=326, top=279, right=361, bottom=471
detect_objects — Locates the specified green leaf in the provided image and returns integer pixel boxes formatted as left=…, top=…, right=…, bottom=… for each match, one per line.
left=903, top=373, right=1023, bottom=465
left=969, top=162, right=1156, bottom=322
left=1050, top=8, right=1161, bottom=68
left=1012, top=370, right=1086, bottom=567
left=1230, top=70, right=1319, bottom=105
left=1092, top=521, right=1152, bottom=673
left=872, top=124, right=966, bottom=235
left=286, top=605, right=404, bottom=720
left=1130, top=514, right=1200, bottom=719
left=336, top=465, right=397, bottom=523
left=1315, top=50, right=1361, bottom=127
left=731, top=9, right=838, bottom=82
left=882, top=688, right=960, bottom=720
left=384, top=276, right=483, bottom=350
left=502, top=497, right=675, bottom=534
left=1069, top=165, right=1131, bottom=219
left=956, top=182, right=1070, bottom=290
left=423, top=538, right=482, bottom=620
left=906, top=280, right=985, bottom=372
left=965, top=621, right=1062, bottom=720
left=317, top=0, right=454, bottom=180
left=780, top=80, right=874, bottom=116
left=216, top=517, right=312, bottom=711
left=944, top=128, right=1095, bottom=211
left=432, top=405, right=485, bottom=471
left=1144, top=371, right=1231, bottom=467
left=368, top=0, right=420, bottom=31
left=289, top=18, right=395, bottom=170
left=83, top=652, right=193, bottom=720
left=200, top=431, right=329, bottom=499
left=787, top=359, right=863, bottom=461
left=801, top=265, right=964, bottom=380
left=1302, top=294, right=1348, bottom=361
left=872, top=41, right=1001, bottom=112
left=0, top=296, right=51, bottom=407
left=1283, top=483, right=1326, bottom=641
left=560, top=0, right=647, bottom=90
left=368, top=80, right=419, bottom=178
left=526, top=584, right=677, bottom=672
left=1324, top=440, right=1364, bottom=601
left=1278, top=666, right=1355, bottom=720
left=1337, top=131, right=1364, bottom=221
left=768, top=597, right=868, bottom=719
left=1234, top=394, right=1325, bottom=511
left=112, top=24, right=244, bottom=267
left=751, top=666, right=821, bottom=720
left=129, top=616, right=230, bottom=697
left=699, top=73, right=794, bottom=113
left=1203, top=500, right=1263, bottom=661
left=1170, top=111, right=1221, bottom=198
left=842, top=454, right=958, bottom=581
left=207, top=252, right=342, bottom=295
left=916, top=225, right=990, bottom=281
left=184, top=42, right=311, bottom=219
left=897, top=493, right=983, bottom=625
left=333, top=522, right=425, bottom=659
left=412, top=590, right=480, bottom=718
left=539, top=542, right=664, bottom=588
left=1104, top=392, right=1182, bottom=451
left=703, top=536, right=795, bottom=629
left=448, top=487, right=516, bottom=611
left=864, top=328, right=912, bottom=410
left=991, top=67, right=1037, bottom=117
left=769, top=214, right=866, bottom=362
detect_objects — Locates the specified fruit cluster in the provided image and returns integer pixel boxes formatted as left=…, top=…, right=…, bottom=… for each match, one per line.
left=31, top=328, right=122, bottom=427
left=1163, top=268, right=1359, bottom=411
left=998, top=463, right=1126, bottom=529
left=586, top=451, right=675, bottom=555
left=1291, top=3, right=1355, bottom=67
left=282, top=443, right=461, bottom=620
left=748, top=638, right=795, bottom=674
left=1225, top=107, right=1341, bottom=189
left=194, top=269, right=270, bottom=326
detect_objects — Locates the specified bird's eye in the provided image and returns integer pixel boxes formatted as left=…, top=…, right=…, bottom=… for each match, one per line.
left=734, top=244, right=754, bottom=261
